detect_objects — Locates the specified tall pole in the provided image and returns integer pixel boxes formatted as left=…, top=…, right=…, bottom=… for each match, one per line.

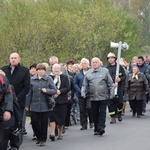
left=110, top=41, right=129, bottom=96
left=114, top=41, right=122, bottom=96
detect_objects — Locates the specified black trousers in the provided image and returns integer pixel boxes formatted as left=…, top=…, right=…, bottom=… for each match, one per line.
left=129, top=100, right=143, bottom=115
left=108, top=98, right=123, bottom=117
left=0, top=121, right=4, bottom=150
left=79, top=97, right=93, bottom=128
left=1, top=128, right=12, bottom=150
left=31, top=111, right=49, bottom=142
left=91, top=100, right=107, bottom=132
left=65, top=102, right=72, bottom=127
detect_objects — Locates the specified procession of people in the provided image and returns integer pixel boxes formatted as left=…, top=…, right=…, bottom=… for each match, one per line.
left=0, top=52, right=150, bottom=149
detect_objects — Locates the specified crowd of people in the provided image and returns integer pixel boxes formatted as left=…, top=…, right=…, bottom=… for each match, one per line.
left=0, top=52, right=149, bottom=149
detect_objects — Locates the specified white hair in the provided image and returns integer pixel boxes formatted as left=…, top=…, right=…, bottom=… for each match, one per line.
left=80, top=58, right=89, bottom=64
left=52, top=63, right=61, bottom=70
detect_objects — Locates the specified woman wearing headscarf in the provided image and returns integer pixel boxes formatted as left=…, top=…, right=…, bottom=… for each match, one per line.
left=49, top=64, right=70, bottom=141
left=25, top=63, right=57, bottom=146
left=125, top=65, right=149, bottom=118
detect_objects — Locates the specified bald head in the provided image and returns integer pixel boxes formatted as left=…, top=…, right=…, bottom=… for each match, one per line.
left=91, top=57, right=101, bottom=70
left=9, top=52, right=20, bottom=67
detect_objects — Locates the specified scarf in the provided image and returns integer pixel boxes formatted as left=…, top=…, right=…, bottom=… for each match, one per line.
left=132, top=72, right=140, bottom=80
left=50, top=72, right=62, bottom=89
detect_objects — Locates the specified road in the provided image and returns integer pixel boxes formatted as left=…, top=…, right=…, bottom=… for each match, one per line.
left=20, top=103, right=150, bottom=150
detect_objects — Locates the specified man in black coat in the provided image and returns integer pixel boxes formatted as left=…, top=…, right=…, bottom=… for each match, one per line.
left=1, top=52, right=30, bottom=134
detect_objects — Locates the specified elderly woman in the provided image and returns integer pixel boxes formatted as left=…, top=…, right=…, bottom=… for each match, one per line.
left=25, top=63, right=57, bottom=146
left=125, top=65, right=149, bottom=118
left=49, top=64, right=70, bottom=141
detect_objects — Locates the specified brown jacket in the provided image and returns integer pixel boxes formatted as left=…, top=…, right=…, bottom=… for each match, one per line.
left=125, top=72, right=149, bottom=100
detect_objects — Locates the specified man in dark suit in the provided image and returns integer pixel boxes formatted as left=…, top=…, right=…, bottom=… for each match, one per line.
left=74, top=58, right=93, bottom=130
left=1, top=52, right=30, bottom=134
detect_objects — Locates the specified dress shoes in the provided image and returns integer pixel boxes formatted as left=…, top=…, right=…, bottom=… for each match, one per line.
left=49, top=135, right=55, bottom=141
left=9, top=148, right=18, bottom=150
left=57, top=135, right=63, bottom=140
left=36, top=140, right=40, bottom=144
left=32, top=136, right=37, bottom=140
left=99, top=129, right=105, bottom=136
left=140, top=113, right=145, bottom=116
left=22, top=130, right=27, bottom=135
left=94, top=131, right=100, bottom=135
left=40, top=141, right=45, bottom=146
left=80, top=127, right=87, bottom=130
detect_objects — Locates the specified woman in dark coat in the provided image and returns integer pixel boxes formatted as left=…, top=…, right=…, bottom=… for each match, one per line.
left=25, top=64, right=57, bottom=146
left=3, top=85, right=22, bottom=150
left=0, top=70, right=22, bottom=150
left=49, top=64, right=70, bottom=141
left=125, top=65, right=149, bottom=118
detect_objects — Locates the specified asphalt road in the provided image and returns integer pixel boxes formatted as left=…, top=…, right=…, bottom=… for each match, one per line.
left=20, top=103, right=150, bottom=150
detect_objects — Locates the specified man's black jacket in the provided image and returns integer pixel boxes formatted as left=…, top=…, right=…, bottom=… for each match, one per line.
left=2, top=64, right=30, bottom=108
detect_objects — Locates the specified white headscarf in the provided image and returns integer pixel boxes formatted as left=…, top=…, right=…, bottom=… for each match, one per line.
left=50, top=72, right=62, bottom=89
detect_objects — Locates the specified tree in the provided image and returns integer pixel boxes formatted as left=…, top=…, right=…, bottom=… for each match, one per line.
left=0, top=0, right=142, bottom=66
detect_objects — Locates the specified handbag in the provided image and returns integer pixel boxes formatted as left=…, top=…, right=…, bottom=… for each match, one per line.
left=46, top=95, right=56, bottom=110
left=46, top=76, right=56, bottom=110
left=10, top=128, right=23, bottom=148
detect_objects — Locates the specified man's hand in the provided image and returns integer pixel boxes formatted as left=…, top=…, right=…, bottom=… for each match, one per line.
left=115, top=77, right=121, bottom=83
left=3, top=111, right=11, bottom=121
left=53, top=94, right=58, bottom=98
left=25, top=107, right=29, bottom=111
left=57, top=90, right=61, bottom=95
left=114, top=83, right=118, bottom=88
left=41, top=88, right=47, bottom=93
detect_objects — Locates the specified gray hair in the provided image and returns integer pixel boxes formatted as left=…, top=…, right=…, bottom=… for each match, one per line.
left=49, top=56, right=59, bottom=63
left=73, top=64, right=80, bottom=69
left=80, top=58, right=89, bottom=64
